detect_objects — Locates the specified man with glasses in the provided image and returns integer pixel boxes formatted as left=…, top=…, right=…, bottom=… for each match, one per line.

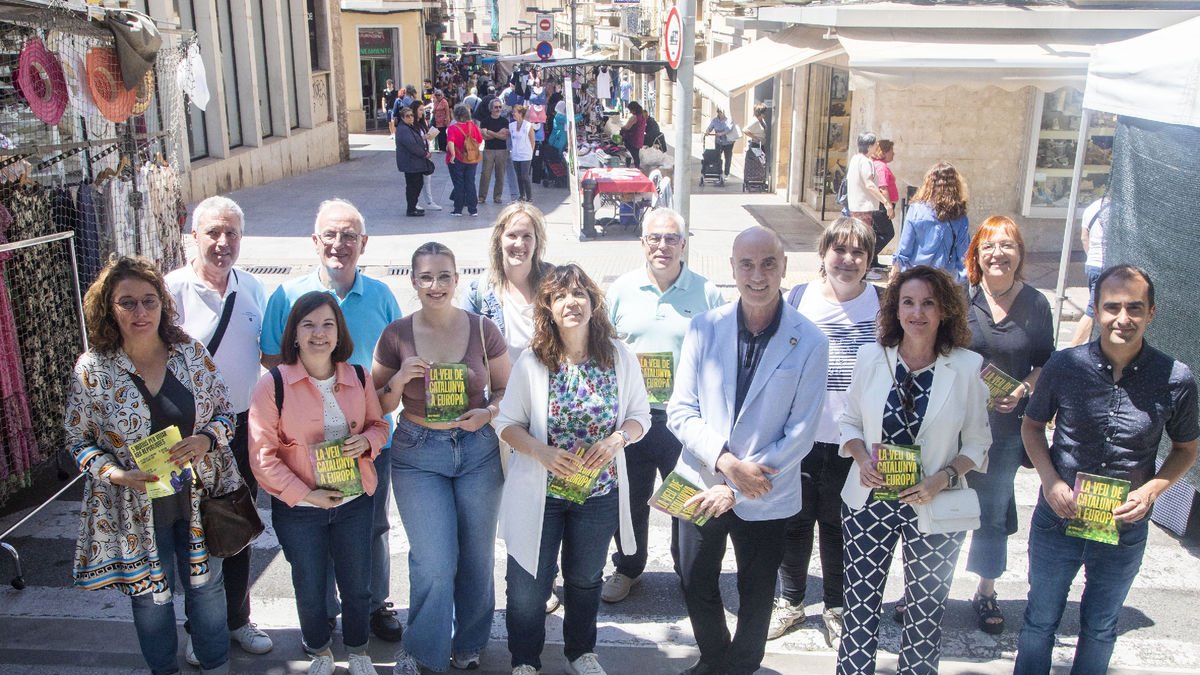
left=478, top=100, right=510, bottom=204
left=667, top=226, right=828, bottom=675
left=260, top=198, right=405, bottom=644
left=166, top=196, right=272, bottom=665
left=600, top=208, right=725, bottom=604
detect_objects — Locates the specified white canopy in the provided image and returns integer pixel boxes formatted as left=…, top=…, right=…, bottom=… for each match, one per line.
left=1083, top=16, right=1200, bottom=128
left=693, top=27, right=842, bottom=111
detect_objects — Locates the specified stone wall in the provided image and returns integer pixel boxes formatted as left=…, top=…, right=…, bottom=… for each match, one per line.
left=182, top=124, right=341, bottom=201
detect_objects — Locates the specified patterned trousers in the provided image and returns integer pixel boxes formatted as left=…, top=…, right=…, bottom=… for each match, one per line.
left=837, top=499, right=965, bottom=675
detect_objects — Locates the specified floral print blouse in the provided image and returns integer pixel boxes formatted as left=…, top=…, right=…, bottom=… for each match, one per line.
left=546, top=359, right=620, bottom=499
left=64, top=340, right=242, bottom=600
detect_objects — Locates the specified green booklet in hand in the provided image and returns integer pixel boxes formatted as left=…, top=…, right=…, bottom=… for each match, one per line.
left=980, top=362, right=1021, bottom=410
left=426, top=362, right=469, bottom=423
left=1066, top=472, right=1130, bottom=545
left=638, top=352, right=674, bottom=406
left=128, top=425, right=192, bottom=500
left=871, top=443, right=922, bottom=501
left=312, top=438, right=364, bottom=497
left=547, top=445, right=601, bottom=505
left=648, top=470, right=711, bottom=526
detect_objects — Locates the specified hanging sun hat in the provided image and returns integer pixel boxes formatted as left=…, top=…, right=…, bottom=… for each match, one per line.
left=105, top=9, right=162, bottom=90
left=86, top=47, right=137, bottom=123
left=15, top=37, right=69, bottom=126
left=175, top=42, right=210, bottom=111
left=131, top=69, right=155, bottom=115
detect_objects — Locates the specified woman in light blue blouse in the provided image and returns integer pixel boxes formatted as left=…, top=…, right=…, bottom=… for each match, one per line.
left=891, top=161, right=970, bottom=286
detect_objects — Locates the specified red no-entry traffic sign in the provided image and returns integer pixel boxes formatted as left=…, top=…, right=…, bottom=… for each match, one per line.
left=663, top=7, right=682, bottom=69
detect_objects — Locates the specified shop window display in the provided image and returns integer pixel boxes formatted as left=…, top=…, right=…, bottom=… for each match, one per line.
left=1023, top=87, right=1116, bottom=216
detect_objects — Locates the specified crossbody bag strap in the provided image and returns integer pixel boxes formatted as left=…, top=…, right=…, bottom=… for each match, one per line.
left=206, top=274, right=238, bottom=357
left=478, top=314, right=491, bottom=404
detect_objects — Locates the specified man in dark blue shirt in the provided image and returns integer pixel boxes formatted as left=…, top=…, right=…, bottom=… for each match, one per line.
left=1015, top=265, right=1198, bottom=675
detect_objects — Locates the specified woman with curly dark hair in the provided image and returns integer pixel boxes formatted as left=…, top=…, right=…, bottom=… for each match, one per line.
left=494, top=264, right=651, bottom=675
left=892, top=161, right=970, bottom=286
left=836, top=265, right=992, bottom=675
left=66, top=256, right=246, bottom=675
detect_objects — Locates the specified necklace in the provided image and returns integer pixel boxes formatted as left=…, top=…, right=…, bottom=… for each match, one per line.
left=983, top=278, right=1018, bottom=299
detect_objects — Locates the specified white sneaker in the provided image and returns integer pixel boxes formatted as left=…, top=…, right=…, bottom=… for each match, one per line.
left=545, top=589, right=561, bottom=614
left=308, top=652, right=336, bottom=675
left=230, top=622, right=274, bottom=654
left=184, top=636, right=199, bottom=666
left=512, top=667, right=539, bottom=675
left=823, top=606, right=845, bottom=650
left=600, top=572, right=640, bottom=603
left=348, top=651, right=377, bottom=675
left=450, top=651, right=480, bottom=669
left=766, top=598, right=806, bottom=640
left=393, top=648, right=422, bottom=675
left=423, top=202, right=443, bottom=211
left=566, top=653, right=606, bottom=675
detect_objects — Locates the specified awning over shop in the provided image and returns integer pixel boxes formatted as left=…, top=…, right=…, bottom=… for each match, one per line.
left=694, top=27, right=842, bottom=110
left=835, top=28, right=1107, bottom=92
left=1084, top=16, right=1200, bottom=127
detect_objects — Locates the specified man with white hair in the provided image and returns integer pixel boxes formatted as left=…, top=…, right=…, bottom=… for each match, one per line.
left=260, top=198, right=405, bottom=643
left=600, top=208, right=726, bottom=603
left=165, top=196, right=273, bottom=662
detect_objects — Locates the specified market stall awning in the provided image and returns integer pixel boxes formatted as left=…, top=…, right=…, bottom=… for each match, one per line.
left=694, top=27, right=842, bottom=110
left=1084, top=16, right=1200, bottom=127
left=835, top=28, right=1110, bottom=92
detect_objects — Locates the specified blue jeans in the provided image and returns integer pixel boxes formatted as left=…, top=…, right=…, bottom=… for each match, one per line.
left=390, top=417, right=503, bottom=669
left=965, top=432, right=1025, bottom=579
left=448, top=161, right=478, bottom=214
left=1085, top=264, right=1102, bottom=317
left=130, top=518, right=229, bottom=675
left=324, top=447, right=392, bottom=619
left=1014, top=497, right=1148, bottom=675
left=272, top=493, right=374, bottom=652
left=506, top=490, right=619, bottom=670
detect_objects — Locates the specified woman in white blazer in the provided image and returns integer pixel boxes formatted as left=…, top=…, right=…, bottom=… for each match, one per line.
left=836, top=265, right=992, bottom=675
left=494, top=264, right=651, bottom=675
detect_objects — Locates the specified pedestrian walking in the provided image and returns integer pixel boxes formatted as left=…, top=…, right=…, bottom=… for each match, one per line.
left=892, top=162, right=970, bottom=286
left=703, top=109, right=736, bottom=177
left=446, top=105, right=483, bottom=217
left=509, top=105, right=536, bottom=202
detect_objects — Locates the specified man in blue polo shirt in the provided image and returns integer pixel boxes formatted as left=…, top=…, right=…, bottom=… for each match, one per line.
left=261, top=198, right=404, bottom=643
left=600, top=207, right=726, bottom=604
left=1016, top=265, right=1198, bottom=675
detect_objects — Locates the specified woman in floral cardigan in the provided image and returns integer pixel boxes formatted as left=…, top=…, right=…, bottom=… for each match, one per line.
left=65, top=256, right=244, bottom=675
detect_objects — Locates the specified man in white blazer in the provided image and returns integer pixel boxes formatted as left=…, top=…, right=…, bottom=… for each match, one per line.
left=667, top=227, right=829, bottom=675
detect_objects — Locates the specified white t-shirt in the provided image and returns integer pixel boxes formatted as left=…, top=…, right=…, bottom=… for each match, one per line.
left=303, top=374, right=359, bottom=507
left=846, top=153, right=879, bottom=213
left=165, top=265, right=266, bottom=413
left=509, top=120, right=534, bottom=161
left=1081, top=197, right=1108, bottom=268
left=501, top=288, right=535, bottom=363
left=794, top=282, right=881, bottom=444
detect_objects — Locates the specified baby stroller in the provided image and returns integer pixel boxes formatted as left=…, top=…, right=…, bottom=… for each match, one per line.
left=540, top=144, right=570, bottom=188
left=699, top=135, right=725, bottom=187
left=743, top=144, right=769, bottom=192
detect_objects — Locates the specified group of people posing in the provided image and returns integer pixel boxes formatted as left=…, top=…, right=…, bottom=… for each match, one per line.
left=65, top=190, right=1195, bottom=675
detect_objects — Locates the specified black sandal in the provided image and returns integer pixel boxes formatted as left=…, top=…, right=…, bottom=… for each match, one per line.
left=891, top=600, right=906, bottom=623
left=973, top=592, right=1005, bottom=634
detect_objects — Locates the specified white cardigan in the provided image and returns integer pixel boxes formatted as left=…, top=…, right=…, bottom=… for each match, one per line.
left=495, top=339, right=653, bottom=576
left=839, top=343, right=992, bottom=533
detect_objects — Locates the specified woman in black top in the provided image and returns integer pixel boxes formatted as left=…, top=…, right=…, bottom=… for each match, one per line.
left=963, top=215, right=1054, bottom=634
left=395, top=106, right=431, bottom=217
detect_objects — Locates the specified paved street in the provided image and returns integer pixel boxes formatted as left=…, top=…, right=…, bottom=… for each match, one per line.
left=1, top=133, right=1195, bottom=674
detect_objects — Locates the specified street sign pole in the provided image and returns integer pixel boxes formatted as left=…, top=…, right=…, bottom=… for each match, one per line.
left=670, top=1, right=695, bottom=247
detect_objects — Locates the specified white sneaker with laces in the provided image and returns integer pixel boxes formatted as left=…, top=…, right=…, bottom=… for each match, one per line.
left=230, top=622, right=274, bottom=654
left=766, top=598, right=806, bottom=640
left=393, top=648, right=422, bottom=675
left=512, top=666, right=539, bottom=675
left=823, top=606, right=845, bottom=650
left=184, top=636, right=198, bottom=666
left=600, top=572, right=640, bottom=603
left=451, top=651, right=481, bottom=669
left=308, top=652, right=336, bottom=675
left=348, top=651, right=377, bottom=675
left=565, top=652, right=607, bottom=675
left=423, top=202, right=443, bottom=211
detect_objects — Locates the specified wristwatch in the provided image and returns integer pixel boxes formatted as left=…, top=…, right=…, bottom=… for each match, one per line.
left=618, top=430, right=632, bottom=447
left=942, top=465, right=960, bottom=489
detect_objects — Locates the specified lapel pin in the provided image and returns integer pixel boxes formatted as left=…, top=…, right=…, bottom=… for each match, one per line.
left=789, top=337, right=798, bottom=346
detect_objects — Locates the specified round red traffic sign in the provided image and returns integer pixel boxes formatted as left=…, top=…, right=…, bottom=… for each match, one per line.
left=663, top=6, right=682, bottom=69
left=538, top=18, right=552, bottom=32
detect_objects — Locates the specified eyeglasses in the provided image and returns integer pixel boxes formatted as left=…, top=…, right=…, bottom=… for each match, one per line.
left=318, top=230, right=362, bottom=245
left=642, top=233, right=683, bottom=247
left=414, top=272, right=455, bottom=289
left=979, top=241, right=1017, bottom=254
left=114, top=296, right=161, bottom=313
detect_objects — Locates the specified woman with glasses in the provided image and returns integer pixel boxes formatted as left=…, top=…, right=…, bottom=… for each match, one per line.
left=495, top=264, right=650, bottom=675
left=962, top=217, right=1053, bottom=634
left=891, top=162, right=970, bottom=286
left=371, top=242, right=511, bottom=674
left=250, top=291, right=389, bottom=675
left=65, top=256, right=247, bottom=675
left=395, top=106, right=432, bottom=217
left=837, top=265, right=992, bottom=675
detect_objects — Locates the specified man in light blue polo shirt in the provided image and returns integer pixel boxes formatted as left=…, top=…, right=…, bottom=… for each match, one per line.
left=260, top=198, right=404, bottom=643
left=600, top=207, right=726, bottom=604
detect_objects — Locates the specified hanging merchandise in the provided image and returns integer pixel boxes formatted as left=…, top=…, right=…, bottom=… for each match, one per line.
left=15, top=38, right=69, bottom=126
left=105, top=9, right=162, bottom=89
left=175, top=41, right=210, bottom=110
left=85, top=47, right=137, bottom=123
left=130, top=69, right=155, bottom=116
left=0, top=203, right=38, bottom=485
